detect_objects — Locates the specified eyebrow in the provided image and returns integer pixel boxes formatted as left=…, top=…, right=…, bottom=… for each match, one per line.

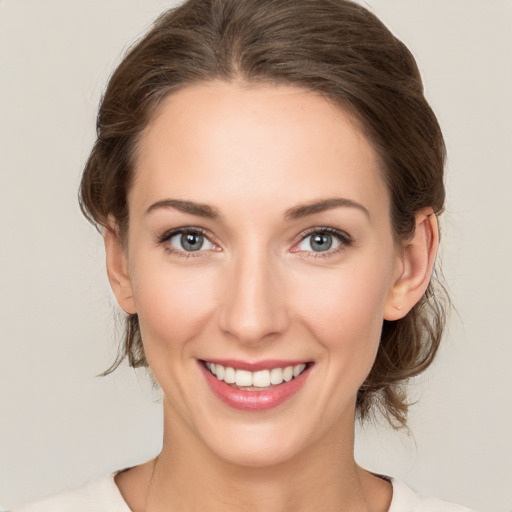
left=284, top=197, right=370, bottom=221
left=145, top=199, right=220, bottom=218
left=145, top=197, right=370, bottom=221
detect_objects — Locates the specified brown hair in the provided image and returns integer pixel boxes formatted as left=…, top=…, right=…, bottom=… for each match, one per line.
left=80, top=0, right=447, bottom=429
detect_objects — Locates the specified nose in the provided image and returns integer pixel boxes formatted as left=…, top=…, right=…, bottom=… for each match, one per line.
left=218, top=249, right=289, bottom=345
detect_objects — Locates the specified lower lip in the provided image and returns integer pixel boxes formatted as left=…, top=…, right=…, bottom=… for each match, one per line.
left=199, top=361, right=312, bottom=411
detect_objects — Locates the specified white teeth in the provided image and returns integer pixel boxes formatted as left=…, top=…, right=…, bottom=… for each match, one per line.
left=224, top=366, right=236, bottom=384
left=235, top=369, right=253, bottom=387
left=283, top=366, right=294, bottom=382
left=252, top=370, right=271, bottom=387
left=205, top=362, right=308, bottom=388
left=270, top=367, right=283, bottom=385
left=293, top=364, right=306, bottom=377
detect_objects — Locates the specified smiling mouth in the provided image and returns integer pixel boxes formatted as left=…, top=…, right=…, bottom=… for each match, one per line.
left=202, top=361, right=313, bottom=390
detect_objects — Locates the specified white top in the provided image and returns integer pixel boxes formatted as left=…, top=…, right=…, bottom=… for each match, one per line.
left=10, top=472, right=475, bottom=512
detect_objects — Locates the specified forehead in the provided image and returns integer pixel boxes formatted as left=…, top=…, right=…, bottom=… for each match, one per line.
left=131, top=80, right=389, bottom=220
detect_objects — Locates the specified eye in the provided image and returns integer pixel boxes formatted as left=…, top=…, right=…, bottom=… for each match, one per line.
left=293, top=228, right=351, bottom=255
left=161, top=228, right=217, bottom=254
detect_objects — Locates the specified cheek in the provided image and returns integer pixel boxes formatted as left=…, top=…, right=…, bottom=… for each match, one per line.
left=131, top=260, right=218, bottom=355
left=293, top=258, right=393, bottom=357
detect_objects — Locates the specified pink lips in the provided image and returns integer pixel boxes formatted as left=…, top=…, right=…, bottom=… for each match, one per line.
left=199, top=359, right=312, bottom=411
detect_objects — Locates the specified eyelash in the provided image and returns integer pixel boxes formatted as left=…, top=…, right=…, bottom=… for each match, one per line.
left=158, top=227, right=217, bottom=259
left=157, top=226, right=352, bottom=259
left=293, top=227, right=352, bottom=258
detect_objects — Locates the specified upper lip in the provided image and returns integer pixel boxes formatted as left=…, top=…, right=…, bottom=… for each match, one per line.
left=201, top=359, right=312, bottom=372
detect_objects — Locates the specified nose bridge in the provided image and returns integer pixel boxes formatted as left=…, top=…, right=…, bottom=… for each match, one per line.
left=219, top=243, right=288, bottom=344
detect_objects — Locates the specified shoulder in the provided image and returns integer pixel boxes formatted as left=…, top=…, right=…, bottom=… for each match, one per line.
left=390, top=478, right=476, bottom=512
left=8, top=472, right=130, bottom=512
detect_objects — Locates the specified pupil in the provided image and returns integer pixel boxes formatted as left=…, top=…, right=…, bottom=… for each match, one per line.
left=311, top=234, right=332, bottom=252
left=182, top=233, right=203, bottom=251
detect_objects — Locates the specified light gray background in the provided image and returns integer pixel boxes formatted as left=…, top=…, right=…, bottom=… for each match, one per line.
left=1, top=1, right=511, bottom=510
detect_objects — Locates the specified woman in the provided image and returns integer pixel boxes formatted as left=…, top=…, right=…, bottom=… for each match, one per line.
left=13, top=0, right=474, bottom=510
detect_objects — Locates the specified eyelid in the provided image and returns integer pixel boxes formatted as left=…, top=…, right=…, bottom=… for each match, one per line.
left=290, top=226, right=353, bottom=256
left=157, top=225, right=352, bottom=258
left=158, top=226, right=221, bottom=256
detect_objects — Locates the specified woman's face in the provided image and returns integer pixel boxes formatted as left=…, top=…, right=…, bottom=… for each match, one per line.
left=117, top=81, right=403, bottom=466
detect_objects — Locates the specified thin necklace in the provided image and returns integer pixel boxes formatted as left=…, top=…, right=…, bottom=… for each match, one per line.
left=144, top=457, right=159, bottom=512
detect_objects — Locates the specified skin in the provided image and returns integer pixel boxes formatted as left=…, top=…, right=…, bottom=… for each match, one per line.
left=105, top=81, right=438, bottom=511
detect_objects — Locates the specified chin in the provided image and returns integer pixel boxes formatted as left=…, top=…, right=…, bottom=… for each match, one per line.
left=193, top=404, right=343, bottom=470
left=205, top=427, right=310, bottom=469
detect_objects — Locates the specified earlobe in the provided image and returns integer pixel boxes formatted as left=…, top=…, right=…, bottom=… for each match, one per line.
left=384, top=209, right=439, bottom=321
left=104, top=224, right=137, bottom=315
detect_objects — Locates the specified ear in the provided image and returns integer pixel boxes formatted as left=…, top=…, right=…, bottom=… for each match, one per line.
left=384, top=208, right=439, bottom=321
left=104, top=223, right=137, bottom=315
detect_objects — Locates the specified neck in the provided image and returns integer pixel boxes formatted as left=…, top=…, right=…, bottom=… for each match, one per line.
left=140, top=401, right=390, bottom=512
